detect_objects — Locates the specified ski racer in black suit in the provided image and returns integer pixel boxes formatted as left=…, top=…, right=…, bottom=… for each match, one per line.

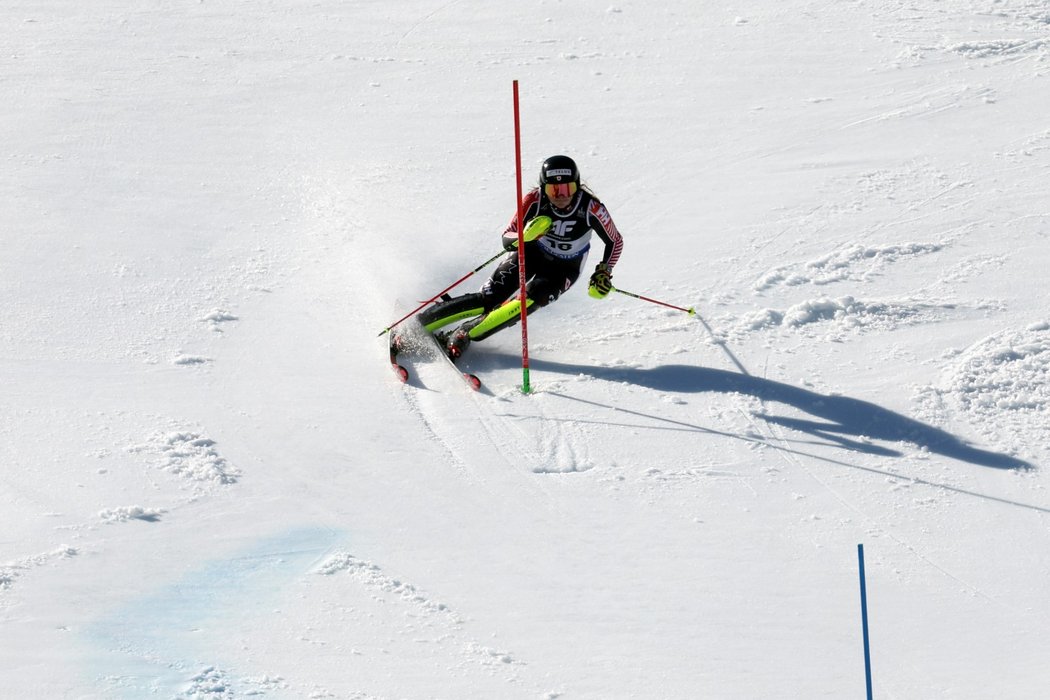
left=417, top=155, right=624, bottom=359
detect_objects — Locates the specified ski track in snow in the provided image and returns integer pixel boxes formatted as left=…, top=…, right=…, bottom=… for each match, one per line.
left=732, top=390, right=1012, bottom=607
left=386, top=318, right=600, bottom=478
left=487, top=386, right=598, bottom=475
left=312, top=550, right=529, bottom=691
left=880, top=0, right=1050, bottom=69
left=7, top=1, right=1050, bottom=697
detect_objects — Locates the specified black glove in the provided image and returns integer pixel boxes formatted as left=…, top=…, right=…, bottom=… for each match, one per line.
left=588, top=263, right=612, bottom=299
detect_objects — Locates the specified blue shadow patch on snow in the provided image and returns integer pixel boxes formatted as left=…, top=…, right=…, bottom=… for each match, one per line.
left=515, top=356, right=1034, bottom=472
left=84, top=525, right=343, bottom=698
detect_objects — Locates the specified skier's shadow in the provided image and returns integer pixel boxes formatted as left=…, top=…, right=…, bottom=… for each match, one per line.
left=500, top=356, right=1032, bottom=471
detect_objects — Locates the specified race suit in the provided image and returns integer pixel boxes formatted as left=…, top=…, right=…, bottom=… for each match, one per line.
left=418, top=186, right=623, bottom=342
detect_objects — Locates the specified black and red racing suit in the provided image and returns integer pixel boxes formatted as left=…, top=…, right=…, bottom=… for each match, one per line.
left=419, top=186, right=623, bottom=341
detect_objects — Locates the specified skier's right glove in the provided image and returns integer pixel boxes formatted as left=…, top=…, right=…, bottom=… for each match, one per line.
left=504, top=216, right=552, bottom=250
left=523, top=216, right=552, bottom=242
left=588, top=263, right=612, bottom=299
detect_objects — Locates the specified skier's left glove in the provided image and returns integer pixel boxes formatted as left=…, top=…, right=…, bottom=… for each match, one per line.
left=588, top=263, right=612, bottom=299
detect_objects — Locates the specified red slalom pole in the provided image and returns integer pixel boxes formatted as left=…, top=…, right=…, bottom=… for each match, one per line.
left=513, top=80, right=531, bottom=394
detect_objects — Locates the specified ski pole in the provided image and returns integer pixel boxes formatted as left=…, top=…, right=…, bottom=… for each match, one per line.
left=612, top=287, right=695, bottom=315
left=614, top=286, right=749, bottom=373
left=377, top=249, right=506, bottom=337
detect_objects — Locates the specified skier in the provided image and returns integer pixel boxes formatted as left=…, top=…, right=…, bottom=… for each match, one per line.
left=417, top=154, right=624, bottom=359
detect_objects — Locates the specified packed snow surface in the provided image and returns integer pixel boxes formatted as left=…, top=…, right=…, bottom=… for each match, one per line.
left=3, top=1, right=1049, bottom=698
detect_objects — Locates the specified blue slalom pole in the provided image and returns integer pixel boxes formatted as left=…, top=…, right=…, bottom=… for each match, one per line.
left=858, top=543, right=873, bottom=700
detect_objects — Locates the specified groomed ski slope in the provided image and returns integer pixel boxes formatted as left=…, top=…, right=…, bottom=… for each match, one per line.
left=2, top=1, right=1049, bottom=698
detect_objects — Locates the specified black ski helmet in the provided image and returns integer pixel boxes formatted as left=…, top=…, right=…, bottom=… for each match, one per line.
left=540, top=155, right=580, bottom=188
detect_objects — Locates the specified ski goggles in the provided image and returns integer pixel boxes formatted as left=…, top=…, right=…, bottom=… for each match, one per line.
left=544, top=182, right=577, bottom=199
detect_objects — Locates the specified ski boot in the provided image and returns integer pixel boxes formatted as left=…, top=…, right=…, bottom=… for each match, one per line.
left=444, top=327, right=471, bottom=361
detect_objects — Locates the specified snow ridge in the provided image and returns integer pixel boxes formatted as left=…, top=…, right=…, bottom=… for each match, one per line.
left=317, top=550, right=460, bottom=622
left=928, top=322, right=1050, bottom=451
left=754, top=241, right=944, bottom=291
left=737, top=295, right=953, bottom=336
left=0, top=546, right=78, bottom=591
left=98, top=505, right=166, bottom=523
left=174, top=666, right=287, bottom=699
left=128, top=431, right=240, bottom=486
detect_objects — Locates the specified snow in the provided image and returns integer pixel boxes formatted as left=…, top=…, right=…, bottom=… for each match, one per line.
left=2, top=0, right=1049, bottom=698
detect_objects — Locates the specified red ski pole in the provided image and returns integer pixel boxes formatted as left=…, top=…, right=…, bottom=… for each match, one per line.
left=614, top=286, right=752, bottom=375
left=377, top=249, right=505, bottom=337
left=612, top=287, right=696, bottom=315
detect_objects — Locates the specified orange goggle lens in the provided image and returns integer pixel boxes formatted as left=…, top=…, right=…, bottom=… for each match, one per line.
left=544, top=182, right=577, bottom=199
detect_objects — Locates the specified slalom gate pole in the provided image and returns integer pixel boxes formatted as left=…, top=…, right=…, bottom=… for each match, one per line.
left=377, top=249, right=505, bottom=337
left=612, top=287, right=696, bottom=315
left=858, top=544, right=874, bottom=700
left=513, top=79, right=531, bottom=394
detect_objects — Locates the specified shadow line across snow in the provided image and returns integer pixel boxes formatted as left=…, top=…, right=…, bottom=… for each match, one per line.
left=481, top=353, right=1034, bottom=473
left=480, top=354, right=1049, bottom=513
